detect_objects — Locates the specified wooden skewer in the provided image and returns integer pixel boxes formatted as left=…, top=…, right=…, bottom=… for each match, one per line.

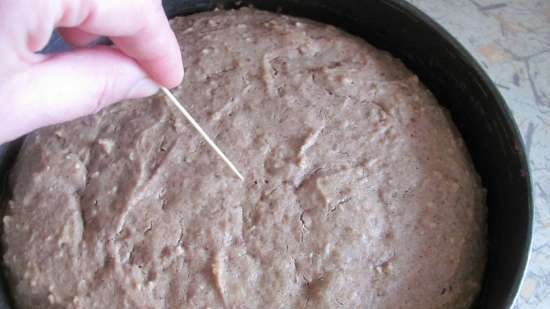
left=161, top=87, right=244, bottom=181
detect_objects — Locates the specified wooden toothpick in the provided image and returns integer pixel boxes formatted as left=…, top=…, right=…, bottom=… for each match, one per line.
left=161, top=87, right=244, bottom=181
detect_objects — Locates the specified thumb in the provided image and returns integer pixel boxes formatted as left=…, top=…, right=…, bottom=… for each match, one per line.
left=1, top=46, right=159, bottom=143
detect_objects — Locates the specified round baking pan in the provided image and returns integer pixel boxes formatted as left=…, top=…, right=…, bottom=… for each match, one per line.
left=0, top=0, right=533, bottom=308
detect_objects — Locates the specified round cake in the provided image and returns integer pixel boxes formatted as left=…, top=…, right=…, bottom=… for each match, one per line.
left=3, top=8, right=486, bottom=309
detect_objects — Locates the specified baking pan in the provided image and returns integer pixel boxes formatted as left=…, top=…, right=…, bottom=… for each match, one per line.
left=0, top=0, right=533, bottom=308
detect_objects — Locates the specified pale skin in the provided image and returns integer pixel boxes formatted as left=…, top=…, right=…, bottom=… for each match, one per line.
left=0, top=0, right=184, bottom=144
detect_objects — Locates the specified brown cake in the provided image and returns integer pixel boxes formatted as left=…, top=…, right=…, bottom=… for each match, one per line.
left=2, top=8, right=486, bottom=309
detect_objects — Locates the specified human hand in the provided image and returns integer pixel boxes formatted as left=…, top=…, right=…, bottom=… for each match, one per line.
left=0, top=0, right=184, bottom=144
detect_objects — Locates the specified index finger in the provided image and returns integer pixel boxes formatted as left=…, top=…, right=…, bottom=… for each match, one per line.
left=61, top=0, right=184, bottom=87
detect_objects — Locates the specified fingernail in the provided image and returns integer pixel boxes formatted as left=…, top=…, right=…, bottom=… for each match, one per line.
left=127, top=78, right=159, bottom=98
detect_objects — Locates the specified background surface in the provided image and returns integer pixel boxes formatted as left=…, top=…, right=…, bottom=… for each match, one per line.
left=405, top=0, right=549, bottom=308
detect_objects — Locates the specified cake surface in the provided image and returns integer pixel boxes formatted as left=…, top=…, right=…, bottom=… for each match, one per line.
left=3, top=8, right=486, bottom=309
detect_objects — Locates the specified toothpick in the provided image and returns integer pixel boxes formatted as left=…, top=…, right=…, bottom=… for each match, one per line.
left=161, top=87, right=244, bottom=181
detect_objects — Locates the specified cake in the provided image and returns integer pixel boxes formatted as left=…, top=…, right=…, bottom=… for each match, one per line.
left=2, top=8, right=486, bottom=309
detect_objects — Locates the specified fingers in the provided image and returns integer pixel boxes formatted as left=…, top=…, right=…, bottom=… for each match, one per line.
left=110, top=13, right=184, bottom=88
left=0, top=0, right=184, bottom=143
left=0, top=0, right=184, bottom=88
left=57, top=27, right=100, bottom=47
left=62, top=0, right=184, bottom=88
left=0, top=46, right=159, bottom=143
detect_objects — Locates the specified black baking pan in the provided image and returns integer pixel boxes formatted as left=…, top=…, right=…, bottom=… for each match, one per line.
left=0, top=0, right=533, bottom=308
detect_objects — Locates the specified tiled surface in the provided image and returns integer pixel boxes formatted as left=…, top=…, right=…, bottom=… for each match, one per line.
left=405, top=0, right=550, bottom=308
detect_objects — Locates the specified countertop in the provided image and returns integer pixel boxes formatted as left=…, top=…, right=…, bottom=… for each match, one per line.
left=405, top=0, right=549, bottom=308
